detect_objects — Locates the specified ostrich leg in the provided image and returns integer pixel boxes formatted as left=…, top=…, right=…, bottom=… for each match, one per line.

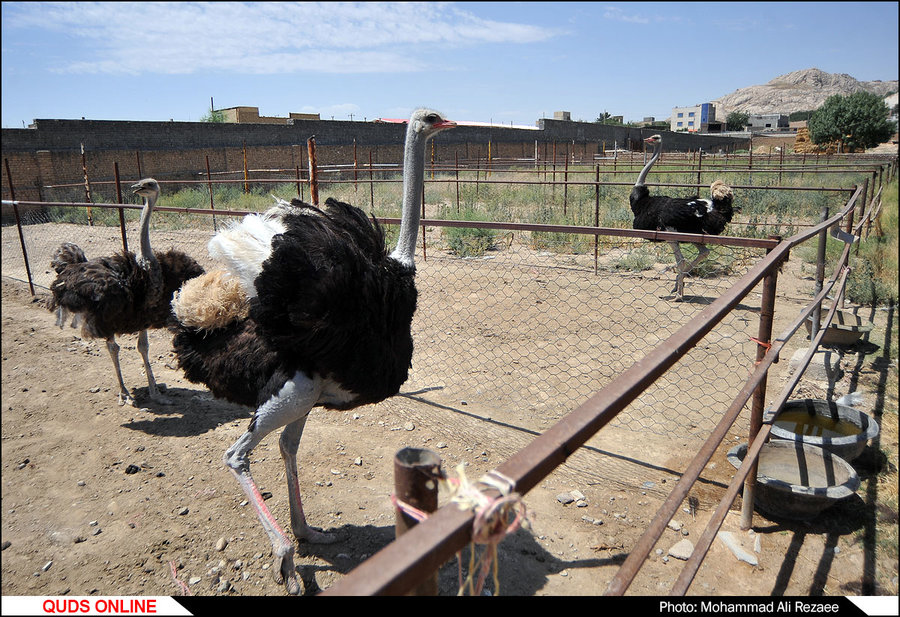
left=668, top=242, right=689, bottom=302
left=668, top=242, right=711, bottom=301
left=106, top=337, right=135, bottom=407
left=279, top=417, right=343, bottom=544
left=222, top=373, right=337, bottom=595
left=136, top=329, right=171, bottom=404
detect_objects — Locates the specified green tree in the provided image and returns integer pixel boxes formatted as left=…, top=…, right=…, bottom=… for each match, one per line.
left=789, top=109, right=815, bottom=122
left=808, top=92, right=895, bottom=152
left=200, top=109, right=226, bottom=123
left=726, top=111, right=749, bottom=131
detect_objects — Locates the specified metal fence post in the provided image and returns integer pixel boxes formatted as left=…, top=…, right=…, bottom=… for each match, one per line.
left=307, top=136, right=319, bottom=207
left=205, top=155, right=217, bottom=232
left=394, top=447, right=442, bottom=596
left=811, top=207, right=829, bottom=338
left=4, top=158, right=35, bottom=295
left=740, top=239, right=780, bottom=530
left=80, top=143, right=94, bottom=225
left=113, top=162, right=128, bottom=252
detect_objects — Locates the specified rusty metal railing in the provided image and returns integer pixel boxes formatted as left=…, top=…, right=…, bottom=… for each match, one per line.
left=320, top=184, right=869, bottom=596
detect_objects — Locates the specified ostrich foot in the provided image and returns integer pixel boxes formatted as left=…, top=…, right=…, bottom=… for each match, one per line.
left=118, top=392, right=137, bottom=407
left=273, top=549, right=302, bottom=595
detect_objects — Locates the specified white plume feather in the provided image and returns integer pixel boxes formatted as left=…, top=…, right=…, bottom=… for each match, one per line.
left=207, top=212, right=286, bottom=298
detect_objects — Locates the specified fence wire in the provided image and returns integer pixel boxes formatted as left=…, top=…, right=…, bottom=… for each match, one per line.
left=4, top=202, right=767, bottom=442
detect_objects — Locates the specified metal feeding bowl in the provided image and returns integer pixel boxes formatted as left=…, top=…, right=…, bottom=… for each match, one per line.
left=727, top=441, right=860, bottom=520
left=806, top=309, right=873, bottom=346
left=770, top=398, right=879, bottom=462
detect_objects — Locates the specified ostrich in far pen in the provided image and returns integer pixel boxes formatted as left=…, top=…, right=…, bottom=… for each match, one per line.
left=168, top=108, right=457, bottom=594
left=48, top=179, right=205, bottom=406
left=630, top=134, right=735, bottom=301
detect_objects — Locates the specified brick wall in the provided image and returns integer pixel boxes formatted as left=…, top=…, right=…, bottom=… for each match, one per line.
left=2, top=117, right=750, bottom=204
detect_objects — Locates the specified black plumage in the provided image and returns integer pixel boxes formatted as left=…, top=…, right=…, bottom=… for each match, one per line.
left=630, top=135, right=735, bottom=300
left=51, top=249, right=204, bottom=338
left=48, top=179, right=204, bottom=405
left=173, top=197, right=417, bottom=410
left=168, top=109, right=455, bottom=595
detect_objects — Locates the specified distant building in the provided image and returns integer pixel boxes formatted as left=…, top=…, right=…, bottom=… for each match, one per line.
left=553, top=111, right=572, bottom=121
left=746, top=114, right=789, bottom=133
left=670, top=103, right=716, bottom=133
left=219, top=106, right=320, bottom=124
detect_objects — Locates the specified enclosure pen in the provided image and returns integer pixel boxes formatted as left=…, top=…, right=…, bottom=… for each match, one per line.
left=1, top=144, right=894, bottom=596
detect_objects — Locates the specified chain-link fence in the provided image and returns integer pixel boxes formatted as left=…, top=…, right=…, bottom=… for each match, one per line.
left=3, top=199, right=769, bottom=445
left=6, top=152, right=888, bottom=448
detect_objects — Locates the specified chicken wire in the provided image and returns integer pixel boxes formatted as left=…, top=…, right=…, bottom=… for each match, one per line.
left=3, top=203, right=766, bottom=443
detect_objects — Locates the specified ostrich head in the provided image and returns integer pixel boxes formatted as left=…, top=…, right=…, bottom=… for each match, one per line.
left=409, top=108, right=456, bottom=138
left=634, top=135, right=663, bottom=188
left=132, top=178, right=161, bottom=202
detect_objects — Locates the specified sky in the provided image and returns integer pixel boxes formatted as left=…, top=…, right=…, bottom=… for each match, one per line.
left=2, top=1, right=898, bottom=129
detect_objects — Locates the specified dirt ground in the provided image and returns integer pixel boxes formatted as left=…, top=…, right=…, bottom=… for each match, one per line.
left=1, top=233, right=898, bottom=599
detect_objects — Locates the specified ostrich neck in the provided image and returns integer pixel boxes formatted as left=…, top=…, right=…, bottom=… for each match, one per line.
left=137, top=194, right=159, bottom=269
left=634, top=144, right=661, bottom=187
left=389, top=129, right=427, bottom=268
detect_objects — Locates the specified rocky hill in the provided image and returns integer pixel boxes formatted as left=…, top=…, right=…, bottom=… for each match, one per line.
left=712, top=67, right=898, bottom=117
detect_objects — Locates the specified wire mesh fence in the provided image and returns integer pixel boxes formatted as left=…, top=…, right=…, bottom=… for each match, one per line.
left=4, top=152, right=888, bottom=447
left=4, top=196, right=769, bottom=444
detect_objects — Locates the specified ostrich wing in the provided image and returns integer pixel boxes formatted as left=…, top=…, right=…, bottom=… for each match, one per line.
left=251, top=198, right=416, bottom=406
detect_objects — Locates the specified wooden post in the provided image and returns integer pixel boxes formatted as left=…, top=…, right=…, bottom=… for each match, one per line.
left=368, top=150, right=374, bottom=210
left=594, top=164, right=600, bottom=275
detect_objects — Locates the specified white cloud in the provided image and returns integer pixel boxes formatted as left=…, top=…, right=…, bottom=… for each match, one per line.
left=602, top=6, right=650, bottom=24
left=4, top=1, right=559, bottom=75
left=602, top=5, right=685, bottom=25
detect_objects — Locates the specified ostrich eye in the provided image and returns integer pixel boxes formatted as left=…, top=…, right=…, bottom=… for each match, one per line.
left=425, top=114, right=439, bottom=124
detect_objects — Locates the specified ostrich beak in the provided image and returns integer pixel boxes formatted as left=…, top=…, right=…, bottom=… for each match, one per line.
left=434, top=119, right=457, bottom=130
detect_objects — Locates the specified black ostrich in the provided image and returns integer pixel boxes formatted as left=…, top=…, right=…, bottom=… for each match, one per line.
left=48, top=179, right=205, bottom=406
left=630, top=134, right=735, bottom=301
left=169, top=108, right=456, bottom=594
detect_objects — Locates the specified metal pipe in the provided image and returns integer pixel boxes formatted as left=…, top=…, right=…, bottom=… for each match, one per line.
left=205, top=155, right=217, bottom=232
left=811, top=206, right=830, bottom=338
left=113, top=162, right=128, bottom=253
left=3, top=158, right=35, bottom=295
left=307, top=136, right=319, bottom=207
left=740, top=245, right=779, bottom=530
left=320, top=185, right=863, bottom=596
left=393, top=448, right=442, bottom=596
